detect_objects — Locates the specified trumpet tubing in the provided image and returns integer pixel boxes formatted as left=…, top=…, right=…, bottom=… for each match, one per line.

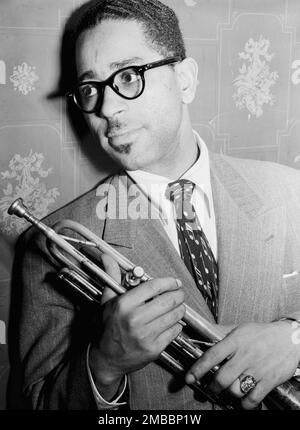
left=8, top=198, right=300, bottom=410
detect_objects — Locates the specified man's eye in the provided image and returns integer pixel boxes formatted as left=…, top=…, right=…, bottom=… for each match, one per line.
left=79, top=85, right=97, bottom=98
left=118, top=70, right=139, bottom=85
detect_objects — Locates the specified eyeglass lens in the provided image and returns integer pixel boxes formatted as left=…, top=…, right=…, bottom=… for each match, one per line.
left=76, top=67, right=143, bottom=112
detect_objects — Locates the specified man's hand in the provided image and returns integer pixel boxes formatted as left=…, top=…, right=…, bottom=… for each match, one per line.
left=89, top=254, right=186, bottom=400
left=185, top=321, right=300, bottom=409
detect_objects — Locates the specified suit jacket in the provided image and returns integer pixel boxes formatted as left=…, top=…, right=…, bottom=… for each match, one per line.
left=11, top=153, right=300, bottom=410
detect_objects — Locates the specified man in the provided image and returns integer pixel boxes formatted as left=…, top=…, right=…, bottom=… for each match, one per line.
left=10, top=0, right=300, bottom=410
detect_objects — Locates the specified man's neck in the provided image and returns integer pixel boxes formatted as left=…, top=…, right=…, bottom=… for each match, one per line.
left=142, top=131, right=199, bottom=180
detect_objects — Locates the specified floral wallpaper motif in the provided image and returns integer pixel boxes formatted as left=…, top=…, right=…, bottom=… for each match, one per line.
left=233, top=36, right=279, bottom=119
left=9, top=62, right=39, bottom=95
left=0, top=151, right=60, bottom=235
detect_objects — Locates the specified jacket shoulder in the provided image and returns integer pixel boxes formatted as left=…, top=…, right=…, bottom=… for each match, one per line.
left=210, top=152, right=300, bottom=206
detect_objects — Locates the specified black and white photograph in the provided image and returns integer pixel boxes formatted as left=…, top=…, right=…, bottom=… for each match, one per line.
left=0, top=0, right=300, bottom=421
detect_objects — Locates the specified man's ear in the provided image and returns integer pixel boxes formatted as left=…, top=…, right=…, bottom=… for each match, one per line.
left=175, top=57, right=198, bottom=104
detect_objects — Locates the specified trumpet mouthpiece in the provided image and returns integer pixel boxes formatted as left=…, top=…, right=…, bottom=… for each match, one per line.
left=7, top=198, right=27, bottom=218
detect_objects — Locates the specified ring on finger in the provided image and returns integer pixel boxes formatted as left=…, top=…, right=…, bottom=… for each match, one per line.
left=239, top=374, right=257, bottom=395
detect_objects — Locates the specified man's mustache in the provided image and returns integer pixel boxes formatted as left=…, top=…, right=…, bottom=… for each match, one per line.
left=106, top=120, right=128, bottom=136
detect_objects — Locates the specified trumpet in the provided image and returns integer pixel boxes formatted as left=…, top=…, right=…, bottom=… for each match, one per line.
left=8, top=198, right=300, bottom=409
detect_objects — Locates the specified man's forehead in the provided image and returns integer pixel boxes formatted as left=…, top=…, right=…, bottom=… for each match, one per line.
left=76, top=20, right=159, bottom=78
left=76, top=19, right=150, bottom=54
left=77, top=56, right=145, bottom=82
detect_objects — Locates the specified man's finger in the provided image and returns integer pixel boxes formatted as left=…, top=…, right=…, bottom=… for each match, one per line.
left=101, top=253, right=122, bottom=304
left=121, top=277, right=182, bottom=307
left=226, top=378, right=245, bottom=398
left=185, top=337, right=235, bottom=384
left=208, top=357, right=246, bottom=396
left=240, top=380, right=267, bottom=410
left=137, top=289, right=185, bottom=324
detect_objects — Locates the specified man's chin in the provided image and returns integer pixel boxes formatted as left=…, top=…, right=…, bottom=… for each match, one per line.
left=109, top=142, right=132, bottom=155
left=107, top=149, right=136, bottom=171
left=110, top=152, right=148, bottom=172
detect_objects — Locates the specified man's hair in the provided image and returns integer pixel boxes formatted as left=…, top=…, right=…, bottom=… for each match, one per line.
left=73, top=0, right=186, bottom=58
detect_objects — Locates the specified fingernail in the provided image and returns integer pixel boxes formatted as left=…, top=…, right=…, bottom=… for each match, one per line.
left=176, top=279, right=182, bottom=287
left=186, top=373, right=196, bottom=385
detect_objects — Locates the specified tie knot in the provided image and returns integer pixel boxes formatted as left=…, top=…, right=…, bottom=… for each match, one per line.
left=166, top=179, right=195, bottom=203
left=166, top=179, right=195, bottom=222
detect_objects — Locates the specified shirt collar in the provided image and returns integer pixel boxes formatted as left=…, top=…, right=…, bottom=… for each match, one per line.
left=181, top=131, right=211, bottom=194
left=181, top=131, right=212, bottom=217
left=126, top=130, right=213, bottom=217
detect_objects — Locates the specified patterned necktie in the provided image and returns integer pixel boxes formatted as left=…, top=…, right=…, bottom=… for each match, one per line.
left=166, top=179, right=219, bottom=320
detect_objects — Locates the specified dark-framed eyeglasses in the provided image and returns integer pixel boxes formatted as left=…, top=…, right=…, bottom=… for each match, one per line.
left=66, top=56, right=184, bottom=114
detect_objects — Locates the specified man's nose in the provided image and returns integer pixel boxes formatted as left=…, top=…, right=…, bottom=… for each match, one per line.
left=97, top=85, right=127, bottom=118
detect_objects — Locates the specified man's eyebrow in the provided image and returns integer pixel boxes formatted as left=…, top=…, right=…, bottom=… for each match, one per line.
left=78, top=57, right=144, bottom=82
left=78, top=70, right=95, bottom=82
left=109, top=57, right=144, bottom=70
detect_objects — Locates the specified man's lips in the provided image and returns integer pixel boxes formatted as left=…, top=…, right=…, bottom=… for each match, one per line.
left=106, top=128, right=141, bottom=141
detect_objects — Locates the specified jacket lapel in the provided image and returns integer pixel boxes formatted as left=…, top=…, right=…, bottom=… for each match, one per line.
left=99, top=174, right=138, bottom=248
left=100, top=172, right=216, bottom=322
left=210, top=154, right=286, bottom=325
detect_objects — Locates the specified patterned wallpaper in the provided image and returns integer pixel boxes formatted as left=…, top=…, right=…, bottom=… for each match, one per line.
left=0, top=0, right=300, bottom=409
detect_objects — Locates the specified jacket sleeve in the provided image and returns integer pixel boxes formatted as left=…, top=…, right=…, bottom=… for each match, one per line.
left=9, top=225, right=98, bottom=410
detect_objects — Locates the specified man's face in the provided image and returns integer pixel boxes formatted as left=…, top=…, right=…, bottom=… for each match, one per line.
left=76, top=19, right=185, bottom=175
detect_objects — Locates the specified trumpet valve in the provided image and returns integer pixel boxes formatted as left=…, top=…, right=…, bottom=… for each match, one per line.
left=124, top=266, right=145, bottom=288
